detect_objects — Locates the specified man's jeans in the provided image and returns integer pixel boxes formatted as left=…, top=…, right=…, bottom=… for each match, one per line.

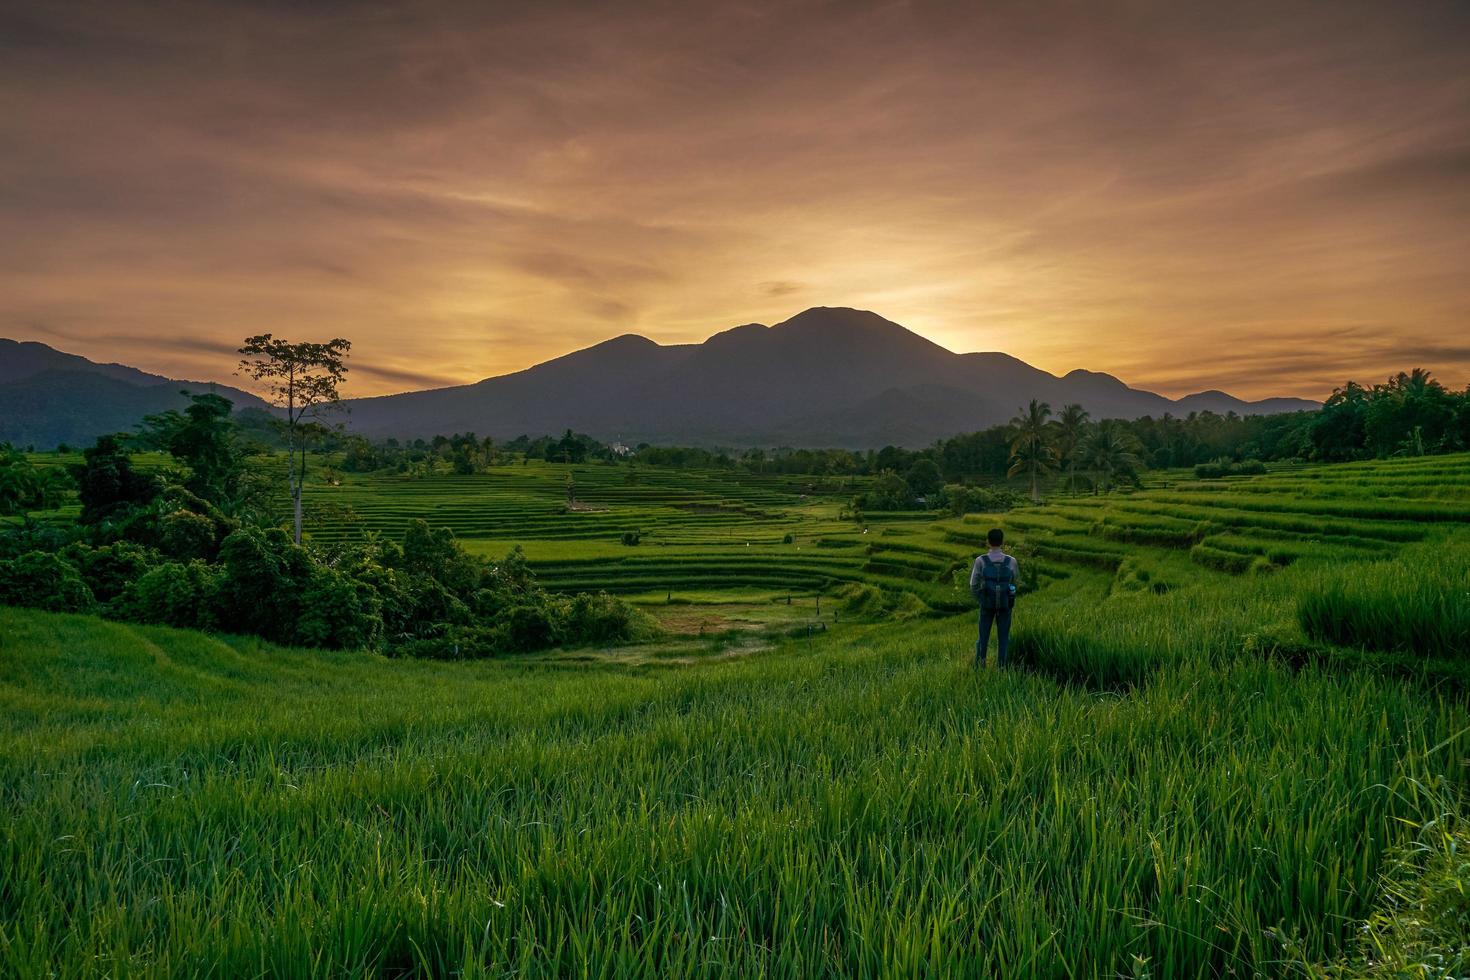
left=975, top=607, right=1012, bottom=668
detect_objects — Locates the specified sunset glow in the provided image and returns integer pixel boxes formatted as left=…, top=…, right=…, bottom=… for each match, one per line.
left=2, top=0, right=1467, bottom=398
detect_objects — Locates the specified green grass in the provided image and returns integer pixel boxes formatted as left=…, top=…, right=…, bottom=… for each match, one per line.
left=5, top=452, right=1470, bottom=975
left=1298, top=544, right=1470, bottom=660
left=2, top=607, right=1467, bottom=977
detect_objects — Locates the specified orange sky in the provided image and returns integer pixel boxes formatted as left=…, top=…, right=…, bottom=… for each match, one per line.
left=2, top=0, right=1467, bottom=400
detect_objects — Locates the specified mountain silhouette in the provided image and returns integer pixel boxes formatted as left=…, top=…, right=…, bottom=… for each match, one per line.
left=340, top=307, right=1318, bottom=446
left=0, top=339, right=267, bottom=447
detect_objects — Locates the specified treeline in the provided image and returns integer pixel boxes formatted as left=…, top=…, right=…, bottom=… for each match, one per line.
left=0, top=396, right=652, bottom=656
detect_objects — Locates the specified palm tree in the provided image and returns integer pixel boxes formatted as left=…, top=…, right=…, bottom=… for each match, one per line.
left=1054, top=403, right=1090, bottom=495
left=1081, top=421, right=1143, bottom=495
left=1007, top=399, right=1057, bottom=503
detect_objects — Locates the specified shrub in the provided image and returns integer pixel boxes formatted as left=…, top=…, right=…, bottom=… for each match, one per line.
left=390, top=625, right=507, bottom=660
left=64, top=541, right=156, bottom=605
left=1194, top=458, right=1269, bottom=479
left=563, top=591, right=654, bottom=646
left=0, top=551, right=96, bottom=613
left=116, top=562, right=218, bottom=630
left=500, top=603, right=562, bottom=652
left=782, top=533, right=794, bottom=544
left=159, top=509, right=219, bottom=561
left=945, top=484, right=1021, bottom=516
left=212, top=527, right=306, bottom=642
left=400, top=520, right=481, bottom=597
left=620, top=530, right=641, bottom=546
left=295, top=568, right=382, bottom=650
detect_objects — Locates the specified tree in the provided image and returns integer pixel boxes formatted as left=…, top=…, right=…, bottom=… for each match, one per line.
left=139, top=393, right=244, bottom=506
left=237, top=335, right=351, bottom=544
left=905, top=458, right=943, bottom=498
left=1054, top=404, right=1090, bottom=495
left=1007, top=400, right=1057, bottom=503
left=1364, top=369, right=1456, bottom=457
left=1081, top=421, right=1143, bottom=494
left=69, top=435, right=162, bottom=526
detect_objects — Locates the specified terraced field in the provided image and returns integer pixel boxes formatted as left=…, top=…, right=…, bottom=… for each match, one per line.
left=301, top=454, right=1470, bottom=643
left=6, top=453, right=1467, bottom=975
left=302, top=462, right=979, bottom=618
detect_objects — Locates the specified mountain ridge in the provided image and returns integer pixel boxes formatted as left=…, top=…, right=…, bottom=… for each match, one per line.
left=339, top=307, right=1319, bottom=447
left=1, top=311, right=1319, bottom=448
left=0, top=339, right=268, bottom=448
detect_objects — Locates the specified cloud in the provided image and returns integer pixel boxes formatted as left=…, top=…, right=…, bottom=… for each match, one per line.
left=1, top=0, right=1467, bottom=399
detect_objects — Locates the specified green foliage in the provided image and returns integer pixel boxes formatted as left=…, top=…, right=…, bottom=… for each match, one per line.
left=904, top=458, right=942, bottom=497
left=943, top=483, right=1021, bottom=516
left=0, top=443, right=73, bottom=515
left=115, top=561, right=218, bottom=629
left=211, top=527, right=307, bottom=642
left=69, top=435, right=162, bottom=525
left=1194, top=458, right=1268, bottom=478
left=296, top=567, right=382, bottom=650
left=157, top=508, right=220, bottom=560
left=854, top=470, right=914, bottom=511
left=137, top=392, right=246, bottom=505
left=401, top=519, right=481, bottom=596
left=561, top=591, right=656, bottom=646
left=0, top=552, right=95, bottom=613
left=620, top=529, right=641, bottom=546
left=64, top=541, right=157, bottom=604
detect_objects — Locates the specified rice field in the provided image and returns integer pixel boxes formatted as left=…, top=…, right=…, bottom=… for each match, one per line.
left=3, top=452, right=1469, bottom=976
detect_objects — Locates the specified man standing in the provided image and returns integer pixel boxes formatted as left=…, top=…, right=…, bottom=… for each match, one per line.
left=970, top=527, right=1018, bottom=668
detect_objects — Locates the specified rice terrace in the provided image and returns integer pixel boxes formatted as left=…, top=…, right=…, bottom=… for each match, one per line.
left=6, top=1, right=1470, bottom=976
left=4, top=430, right=1470, bottom=976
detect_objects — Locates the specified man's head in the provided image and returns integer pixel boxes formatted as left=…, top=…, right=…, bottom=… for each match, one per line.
left=987, top=528, right=1004, bottom=548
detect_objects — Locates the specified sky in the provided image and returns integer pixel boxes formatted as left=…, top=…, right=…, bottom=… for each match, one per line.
left=2, top=0, right=1467, bottom=400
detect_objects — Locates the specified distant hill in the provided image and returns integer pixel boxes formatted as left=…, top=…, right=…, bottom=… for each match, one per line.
left=341, top=308, right=1319, bottom=447
left=0, top=339, right=268, bottom=448
left=2, top=313, right=1320, bottom=449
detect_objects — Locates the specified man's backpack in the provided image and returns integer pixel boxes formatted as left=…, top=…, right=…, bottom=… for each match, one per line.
left=974, top=555, right=1015, bottom=612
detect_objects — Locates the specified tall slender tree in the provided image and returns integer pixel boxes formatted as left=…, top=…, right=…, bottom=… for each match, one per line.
left=1054, top=403, right=1090, bottom=495
left=1081, top=420, right=1143, bottom=494
left=237, top=335, right=351, bottom=544
left=1007, top=399, right=1057, bottom=503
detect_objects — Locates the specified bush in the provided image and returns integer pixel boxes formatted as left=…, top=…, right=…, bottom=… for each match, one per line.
left=116, top=562, right=217, bottom=630
left=400, top=519, right=482, bottom=597
left=295, top=567, right=382, bottom=650
left=945, top=484, right=1021, bottom=516
left=64, top=541, right=157, bottom=605
left=0, top=552, right=96, bottom=613
left=500, top=603, right=562, bottom=652
left=1194, top=459, right=1268, bottom=479
left=563, top=591, right=654, bottom=646
left=620, top=530, right=641, bottom=546
left=159, top=509, right=219, bottom=561
left=390, top=625, right=506, bottom=660
left=212, top=527, right=306, bottom=642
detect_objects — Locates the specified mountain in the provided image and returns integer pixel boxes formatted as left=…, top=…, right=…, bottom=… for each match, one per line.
left=340, top=307, right=1319, bottom=447
left=0, top=339, right=268, bottom=448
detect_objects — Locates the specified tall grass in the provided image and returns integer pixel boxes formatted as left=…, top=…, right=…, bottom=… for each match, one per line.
left=7, top=454, right=1470, bottom=975
left=1299, top=544, right=1470, bottom=658
left=2, top=607, right=1466, bottom=977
